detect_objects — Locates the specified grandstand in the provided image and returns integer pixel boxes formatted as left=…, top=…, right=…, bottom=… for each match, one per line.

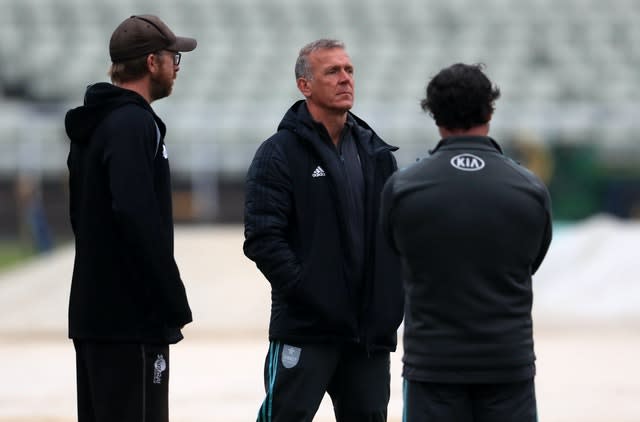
left=1, top=0, right=640, bottom=226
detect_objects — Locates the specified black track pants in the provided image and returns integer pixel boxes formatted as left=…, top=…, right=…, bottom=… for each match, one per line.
left=73, top=340, right=170, bottom=422
left=403, top=378, right=538, bottom=422
left=257, top=342, right=391, bottom=422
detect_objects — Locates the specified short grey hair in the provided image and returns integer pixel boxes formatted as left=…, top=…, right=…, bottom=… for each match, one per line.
left=295, top=39, right=346, bottom=80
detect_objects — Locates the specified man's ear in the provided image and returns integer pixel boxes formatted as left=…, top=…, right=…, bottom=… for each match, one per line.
left=147, top=53, right=159, bottom=73
left=297, top=77, right=311, bottom=97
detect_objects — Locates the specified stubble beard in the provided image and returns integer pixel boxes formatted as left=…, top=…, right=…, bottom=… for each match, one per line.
left=150, top=72, right=174, bottom=102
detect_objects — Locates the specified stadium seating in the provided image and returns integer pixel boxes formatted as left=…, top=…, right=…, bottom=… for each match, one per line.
left=0, top=0, right=639, bottom=173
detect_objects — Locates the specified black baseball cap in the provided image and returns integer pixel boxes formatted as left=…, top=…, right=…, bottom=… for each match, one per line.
left=109, top=14, right=197, bottom=63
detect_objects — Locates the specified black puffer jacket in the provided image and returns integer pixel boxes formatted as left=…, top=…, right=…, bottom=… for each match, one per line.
left=381, top=136, right=552, bottom=382
left=65, top=82, right=191, bottom=344
left=244, top=100, right=403, bottom=351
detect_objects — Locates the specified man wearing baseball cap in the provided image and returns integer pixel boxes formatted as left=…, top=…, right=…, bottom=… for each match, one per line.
left=64, top=15, right=196, bottom=422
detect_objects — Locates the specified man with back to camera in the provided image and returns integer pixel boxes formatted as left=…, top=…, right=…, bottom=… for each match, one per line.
left=243, top=39, right=404, bottom=421
left=380, top=63, right=553, bottom=422
left=65, top=15, right=195, bottom=422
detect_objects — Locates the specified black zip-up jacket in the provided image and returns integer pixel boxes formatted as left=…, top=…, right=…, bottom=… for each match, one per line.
left=65, top=82, right=191, bottom=344
left=381, top=136, right=552, bottom=382
left=244, top=100, right=404, bottom=351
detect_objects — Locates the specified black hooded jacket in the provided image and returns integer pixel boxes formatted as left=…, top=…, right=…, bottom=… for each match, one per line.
left=244, top=100, right=404, bottom=351
left=65, top=82, right=191, bottom=344
left=381, top=136, right=552, bottom=382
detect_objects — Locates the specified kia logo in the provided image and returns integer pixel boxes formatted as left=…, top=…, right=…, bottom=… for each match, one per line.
left=450, top=153, right=485, bottom=171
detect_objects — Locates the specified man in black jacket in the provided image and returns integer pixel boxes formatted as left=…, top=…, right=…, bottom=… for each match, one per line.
left=380, top=63, right=553, bottom=422
left=244, top=39, right=403, bottom=421
left=65, top=15, right=195, bottom=422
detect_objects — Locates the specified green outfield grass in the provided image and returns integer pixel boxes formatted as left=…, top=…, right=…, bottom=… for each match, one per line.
left=0, top=242, right=34, bottom=272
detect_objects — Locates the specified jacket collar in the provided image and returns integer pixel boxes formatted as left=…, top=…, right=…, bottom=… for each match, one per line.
left=280, top=100, right=398, bottom=156
left=430, top=136, right=504, bottom=155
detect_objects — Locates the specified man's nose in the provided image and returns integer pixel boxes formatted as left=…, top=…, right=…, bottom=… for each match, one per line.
left=338, top=70, right=352, bottom=81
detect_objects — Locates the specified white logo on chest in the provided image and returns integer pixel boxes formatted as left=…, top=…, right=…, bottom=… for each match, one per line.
left=312, top=166, right=326, bottom=177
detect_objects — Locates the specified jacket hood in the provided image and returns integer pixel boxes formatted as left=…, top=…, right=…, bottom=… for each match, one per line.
left=278, top=100, right=398, bottom=154
left=64, top=82, right=153, bottom=143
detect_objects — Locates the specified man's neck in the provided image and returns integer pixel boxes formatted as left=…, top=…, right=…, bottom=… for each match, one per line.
left=116, top=80, right=152, bottom=104
left=438, top=123, right=490, bottom=139
left=306, top=101, right=348, bottom=145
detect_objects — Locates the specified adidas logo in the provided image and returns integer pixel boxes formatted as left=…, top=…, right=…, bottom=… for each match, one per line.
left=312, top=166, right=326, bottom=178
